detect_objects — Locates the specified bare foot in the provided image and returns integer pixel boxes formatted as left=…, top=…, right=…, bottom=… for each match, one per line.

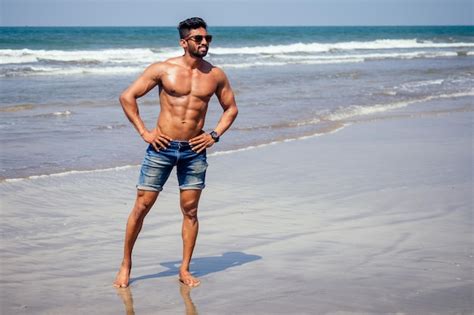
left=179, top=270, right=200, bottom=287
left=113, top=264, right=131, bottom=288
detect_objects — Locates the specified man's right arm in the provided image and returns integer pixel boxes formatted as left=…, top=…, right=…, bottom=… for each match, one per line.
left=119, top=62, right=171, bottom=150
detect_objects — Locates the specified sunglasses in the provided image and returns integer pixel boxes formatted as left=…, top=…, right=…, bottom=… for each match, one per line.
left=184, top=35, right=213, bottom=43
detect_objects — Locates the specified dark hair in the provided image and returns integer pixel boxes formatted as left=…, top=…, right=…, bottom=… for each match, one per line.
left=178, top=17, right=207, bottom=39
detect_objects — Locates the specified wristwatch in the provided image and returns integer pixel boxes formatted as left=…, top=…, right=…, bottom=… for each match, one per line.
left=210, top=131, right=220, bottom=143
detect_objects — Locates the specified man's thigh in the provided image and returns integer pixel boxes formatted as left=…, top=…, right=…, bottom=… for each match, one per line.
left=137, top=145, right=176, bottom=192
left=177, top=149, right=208, bottom=191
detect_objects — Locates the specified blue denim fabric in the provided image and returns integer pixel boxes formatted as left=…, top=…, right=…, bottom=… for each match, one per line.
left=137, top=141, right=208, bottom=192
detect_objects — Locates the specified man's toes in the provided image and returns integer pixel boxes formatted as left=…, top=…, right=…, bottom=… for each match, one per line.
left=179, top=278, right=193, bottom=287
left=113, top=282, right=128, bottom=288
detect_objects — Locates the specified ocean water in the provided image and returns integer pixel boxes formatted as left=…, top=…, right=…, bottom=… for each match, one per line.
left=1, top=26, right=473, bottom=180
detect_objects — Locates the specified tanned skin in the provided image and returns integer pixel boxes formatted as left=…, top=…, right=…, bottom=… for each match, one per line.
left=114, top=27, right=238, bottom=288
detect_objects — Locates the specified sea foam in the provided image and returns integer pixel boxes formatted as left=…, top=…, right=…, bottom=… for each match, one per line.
left=324, top=91, right=474, bottom=121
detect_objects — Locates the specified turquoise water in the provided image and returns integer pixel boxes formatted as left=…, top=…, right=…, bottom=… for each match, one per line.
left=1, top=26, right=473, bottom=179
left=1, top=26, right=473, bottom=49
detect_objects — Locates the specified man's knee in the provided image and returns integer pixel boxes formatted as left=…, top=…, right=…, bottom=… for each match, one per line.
left=133, top=190, right=158, bottom=218
left=181, top=199, right=198, bottom=220
left=180, top=190, right=201, bottom=220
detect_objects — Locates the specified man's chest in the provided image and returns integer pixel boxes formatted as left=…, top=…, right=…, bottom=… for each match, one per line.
left=160, top=69, right=217, bottom=99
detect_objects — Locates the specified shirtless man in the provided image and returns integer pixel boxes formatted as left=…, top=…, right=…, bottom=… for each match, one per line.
left=113, top=17, right=238, bottom=288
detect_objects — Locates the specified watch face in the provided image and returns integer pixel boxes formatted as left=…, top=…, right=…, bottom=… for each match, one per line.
left=211, top=131, right=219, bottom=142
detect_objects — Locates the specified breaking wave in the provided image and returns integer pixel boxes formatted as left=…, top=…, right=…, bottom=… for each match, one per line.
left=1, top=38, right=472, bottom=77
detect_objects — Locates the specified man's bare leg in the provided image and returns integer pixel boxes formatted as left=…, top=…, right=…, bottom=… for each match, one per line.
left=178, top=189, right=202, bottom=287
left=114, top=189, right=159, bottom=288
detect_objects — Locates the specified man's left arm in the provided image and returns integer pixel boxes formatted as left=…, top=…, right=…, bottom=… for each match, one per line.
left=190, top=68, right=238, bottom=153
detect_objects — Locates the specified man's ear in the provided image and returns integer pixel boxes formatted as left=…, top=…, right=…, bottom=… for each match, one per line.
left=179, top=39, right=187, bottom=49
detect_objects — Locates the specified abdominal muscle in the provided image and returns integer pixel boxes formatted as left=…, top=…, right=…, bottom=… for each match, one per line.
left=155, top=96, right=208, bottom=141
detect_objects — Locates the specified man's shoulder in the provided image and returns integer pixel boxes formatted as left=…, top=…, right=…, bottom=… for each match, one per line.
left=150, top=58, right=181, bottom=70
left=163, top=56, right=183, bottom=66
left=209, top=63, right=223, bottom=72
left=209, top=65, right=228, bottom=81
left=143, top=59, right=183, bottom=78
left=143, top=61, right=167, bottom=74
left=149, top=58, right=178, bottom=70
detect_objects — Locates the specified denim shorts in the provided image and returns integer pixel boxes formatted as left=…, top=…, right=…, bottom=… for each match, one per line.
left=137, top=141, right=208, bottom=192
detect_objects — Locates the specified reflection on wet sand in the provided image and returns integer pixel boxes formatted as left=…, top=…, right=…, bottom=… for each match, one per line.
left=180, top=283, right=199, bottom=315
left=115, top=287, right=135, bottom=315
left=115, top=252, right=261, bottom=314
left=115, top=282, right=199, bottom=315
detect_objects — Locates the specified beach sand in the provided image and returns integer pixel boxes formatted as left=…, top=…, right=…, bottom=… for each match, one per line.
left=1, top=111, right=472, bottom=314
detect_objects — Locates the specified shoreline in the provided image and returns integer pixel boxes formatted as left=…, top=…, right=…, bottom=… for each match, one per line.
left=3, top=92, right=473, bottom=182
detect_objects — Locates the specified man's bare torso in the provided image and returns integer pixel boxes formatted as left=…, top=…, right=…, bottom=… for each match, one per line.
left=156, top=57, right=219, bottom=140
left=119, top=25, right=236, bottom=153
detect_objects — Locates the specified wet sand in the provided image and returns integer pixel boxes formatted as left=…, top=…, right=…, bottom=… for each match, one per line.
left=1, top=111, right=473, bottom=314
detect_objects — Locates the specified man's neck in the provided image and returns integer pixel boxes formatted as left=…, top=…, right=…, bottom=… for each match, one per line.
left=182, top=53, right=203, bottom=69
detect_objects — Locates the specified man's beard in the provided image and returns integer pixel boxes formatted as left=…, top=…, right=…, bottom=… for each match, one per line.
left=189, top=45, right=208, bottom=58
